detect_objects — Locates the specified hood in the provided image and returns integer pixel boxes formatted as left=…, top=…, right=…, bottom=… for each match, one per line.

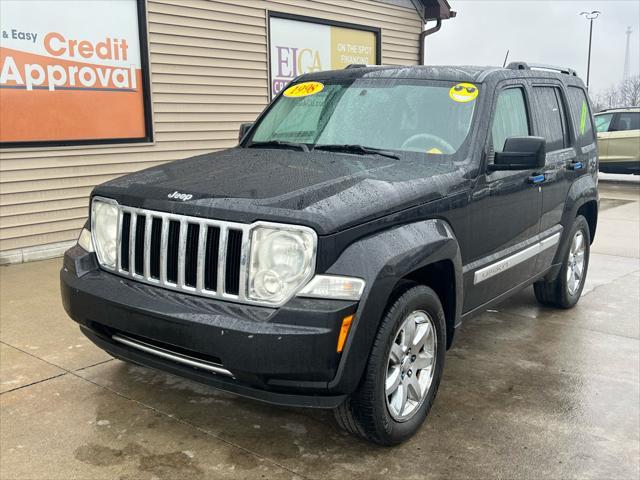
left=94, top=147, right=467, bottom=235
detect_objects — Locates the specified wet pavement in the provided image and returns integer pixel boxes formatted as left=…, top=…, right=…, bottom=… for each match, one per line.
left=1, top=177, right=639, bottom=480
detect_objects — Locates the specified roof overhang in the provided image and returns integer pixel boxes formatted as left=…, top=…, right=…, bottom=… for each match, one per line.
left=414, top=0, right=456, bottom=21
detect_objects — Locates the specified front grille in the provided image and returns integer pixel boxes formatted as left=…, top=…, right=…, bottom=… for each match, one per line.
left=110, top=205, right=249, bottom=301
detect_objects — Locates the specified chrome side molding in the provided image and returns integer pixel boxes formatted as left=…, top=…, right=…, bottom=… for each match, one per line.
left=474, top=232, right=561, bottom=285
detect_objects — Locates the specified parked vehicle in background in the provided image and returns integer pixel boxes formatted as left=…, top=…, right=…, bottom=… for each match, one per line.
left=595, top=107, right=640, bottom=174
left=61, top=62, right=599, bottom=445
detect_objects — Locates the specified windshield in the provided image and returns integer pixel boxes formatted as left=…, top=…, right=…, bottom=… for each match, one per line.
left=248, top=79, right=479, bottom=156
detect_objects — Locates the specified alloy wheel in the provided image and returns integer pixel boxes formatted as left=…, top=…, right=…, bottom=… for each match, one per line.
left=566, top=230, right=586, bottom=296
left=385, top=310, right=437, bottom=421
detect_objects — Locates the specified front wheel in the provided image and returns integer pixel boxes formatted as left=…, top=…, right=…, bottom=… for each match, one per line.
left=534, top=215, right=591, bottom=309
left=334, top=284, right=446, bottom=445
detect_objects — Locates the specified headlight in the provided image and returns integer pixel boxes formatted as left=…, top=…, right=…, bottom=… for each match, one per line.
left=247, top=225, right=316, bottom=304
left=91, top=198, right=119, bottom=269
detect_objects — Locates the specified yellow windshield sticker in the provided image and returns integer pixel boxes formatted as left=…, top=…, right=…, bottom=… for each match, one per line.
left=427, top=147, right=443, bottom=154
left=450, top=83, right=479, bottom=103
left=283, top=81, right=325, bottom=98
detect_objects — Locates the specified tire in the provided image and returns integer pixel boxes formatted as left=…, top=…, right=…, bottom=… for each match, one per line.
left=334, top=284, right=446, bottom=445
left=534, top=215, right=590, bottom=309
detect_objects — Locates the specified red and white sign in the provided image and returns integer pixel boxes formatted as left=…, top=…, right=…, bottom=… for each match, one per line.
left=0, top=0, right=148, bottom=144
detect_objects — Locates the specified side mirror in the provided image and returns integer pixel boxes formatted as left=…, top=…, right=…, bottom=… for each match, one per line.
left=487, top=136, right=546, bottom=172
left=238, top=122, right=254, bottom=142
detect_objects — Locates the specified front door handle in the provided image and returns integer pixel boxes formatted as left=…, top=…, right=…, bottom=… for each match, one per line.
left=528, top=173, right=545, bottom=185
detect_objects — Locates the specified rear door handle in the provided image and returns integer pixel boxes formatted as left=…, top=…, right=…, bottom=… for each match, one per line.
left=528, top=174, right=545, bottom=185
left=567, top=161, right=584, bottom=170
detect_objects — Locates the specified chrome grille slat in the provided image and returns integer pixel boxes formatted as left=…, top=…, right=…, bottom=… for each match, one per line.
left=238, top=231, right=250, bottom=298
left=112, top=205, right=248, bottom=302
left=159, top=217, right=169, bottom=284
left=196, top=225, right=206, bottom=292
left=143, top=214, right=152, bottom=280
left=217, top=225, right=228, bottom=297
left=116, top=209, right=124, bottom=271
left=129, top=212, right=137, bottom=276
left=177, top=220, right=188, bottom=288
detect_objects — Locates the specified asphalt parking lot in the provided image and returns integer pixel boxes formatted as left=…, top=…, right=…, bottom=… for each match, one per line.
left=1, top=175, right=639, bottom=480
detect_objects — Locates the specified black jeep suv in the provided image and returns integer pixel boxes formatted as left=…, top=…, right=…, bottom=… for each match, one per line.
left=61, top=62, right=599, bottom=445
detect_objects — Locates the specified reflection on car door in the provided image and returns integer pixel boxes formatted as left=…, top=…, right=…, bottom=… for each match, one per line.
left=464, top=84, right=542, bottom=312
left=607, top=112, right=640, bottom=164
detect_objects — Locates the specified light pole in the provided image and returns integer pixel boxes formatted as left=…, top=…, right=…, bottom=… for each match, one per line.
left=580, top=11, right=601, bottom=89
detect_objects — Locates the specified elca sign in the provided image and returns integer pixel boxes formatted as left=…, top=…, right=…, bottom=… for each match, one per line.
left=269, top=16, right=377, bottom=97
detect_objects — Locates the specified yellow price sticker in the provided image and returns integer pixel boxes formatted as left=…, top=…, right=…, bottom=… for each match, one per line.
left=283, top=81, right=325, bottom=98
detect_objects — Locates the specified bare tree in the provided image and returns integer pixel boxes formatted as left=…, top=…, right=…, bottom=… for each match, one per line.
left=619, top=75, right=640, bottom=107
left=592, top=75, right=640, bottom=111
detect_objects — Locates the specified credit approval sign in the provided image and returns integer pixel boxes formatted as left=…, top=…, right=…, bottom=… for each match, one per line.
left=269, top=15, right=378, bottom=98
left=0, top=0, right=149, bottom=146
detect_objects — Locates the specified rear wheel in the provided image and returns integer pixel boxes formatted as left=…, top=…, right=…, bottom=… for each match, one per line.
left=534, top=215, right=590, bottom=309
left=334, top=284, right=446, bottom=445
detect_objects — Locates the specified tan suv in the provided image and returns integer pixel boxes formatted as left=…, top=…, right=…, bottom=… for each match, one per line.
left=595, top=107, right=640, bottom=174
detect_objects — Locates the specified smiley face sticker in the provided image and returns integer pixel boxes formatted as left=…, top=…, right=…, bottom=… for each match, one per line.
left=283, top=81, right=325, bottom=98
left=450, top=83, right=479, bottom=103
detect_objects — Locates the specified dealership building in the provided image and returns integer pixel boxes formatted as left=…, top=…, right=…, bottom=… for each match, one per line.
left=0, top=0, right=453, bottom=263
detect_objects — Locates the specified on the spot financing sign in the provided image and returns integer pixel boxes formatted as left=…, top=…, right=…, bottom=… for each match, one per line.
left=269, top=16, right=377, bottom=98
left=0, top=0, right=147, bottom=145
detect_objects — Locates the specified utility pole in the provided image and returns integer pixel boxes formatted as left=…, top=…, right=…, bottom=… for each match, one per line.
left=580, top=11, right=601, bottom=89
left=623, top=26, right=632, bottom=80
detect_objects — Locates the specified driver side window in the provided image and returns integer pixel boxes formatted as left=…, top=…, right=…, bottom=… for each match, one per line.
left=492, top=88, right=530, bottom=152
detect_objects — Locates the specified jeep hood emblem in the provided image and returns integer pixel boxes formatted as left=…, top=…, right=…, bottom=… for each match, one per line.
left=167, top=191, right=193, bottom=202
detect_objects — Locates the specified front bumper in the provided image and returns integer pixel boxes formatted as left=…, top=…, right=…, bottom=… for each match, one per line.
left=61, top=246, right=357, bottom=408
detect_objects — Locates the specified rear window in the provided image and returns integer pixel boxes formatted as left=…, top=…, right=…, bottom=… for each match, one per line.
left=567, top=87, right=595, bottom=146
left=614, top=112, right=640, bottom=131
left=532, top=86, right=569, bottom=151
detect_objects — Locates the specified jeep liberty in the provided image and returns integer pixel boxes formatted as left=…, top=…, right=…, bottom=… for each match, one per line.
left=61, top=62, right=599, bottom=445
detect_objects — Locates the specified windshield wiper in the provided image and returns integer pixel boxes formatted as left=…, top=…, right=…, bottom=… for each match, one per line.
left=313, top=144, right=399, bottom=160
left=247, top=140, right=309, bottom=152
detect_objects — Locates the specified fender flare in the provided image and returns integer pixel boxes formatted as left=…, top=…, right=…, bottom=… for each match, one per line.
left=323, top=218, right=462, bottom=393
left=548, top=175, right=599, bottom=276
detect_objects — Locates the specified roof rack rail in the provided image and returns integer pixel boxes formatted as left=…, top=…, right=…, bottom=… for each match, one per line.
left=344, top=64, right=401, bottom=69
left=506, top=61, right=577, bottom=77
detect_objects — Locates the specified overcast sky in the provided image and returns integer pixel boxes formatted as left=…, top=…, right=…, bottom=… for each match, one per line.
left=425, top=0, right=640, bottom=94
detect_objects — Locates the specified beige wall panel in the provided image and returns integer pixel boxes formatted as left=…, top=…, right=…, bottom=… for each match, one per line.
left=1, top=198, right=89, bottom=217
left=148, top=23, right=266, bottom=45
left=1, top=187, right=95, bottom=207
left=151, top=74, right=268, bottom=88
left=2, top=207, right=89, bottom=229
left=150, top=33, right=267, bottom=53
left=149, top=2, right=266, bottom=27
left=0, top=0, right=422, bottom=254
left=1, top=230, right=80, bottom=252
